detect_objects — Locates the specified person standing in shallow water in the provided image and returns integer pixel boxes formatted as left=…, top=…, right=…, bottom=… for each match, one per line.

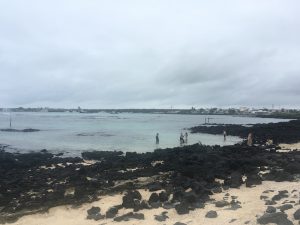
left=223, top=130, right=227, bottom=141
left=180, top=133, right=184, bottom=145
left=247, top=132, right=253, bottom=146
left=156, top=133, right=159, bottom=144
left=185, top=132, right=188, bottom=143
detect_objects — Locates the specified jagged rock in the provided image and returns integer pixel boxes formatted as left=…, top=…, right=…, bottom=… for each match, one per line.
left=175, top=202, right=189, bottom=215
left=87, top=206, right=100, bottom=215
left=226, top=171, right=243, bottom=188
left=106, top=206, right=119, bottom=218
left=205, top=210, right=218, bottom=218
left=148, top=193, right=160, bottom=204
left=246, top=173, right=262, bottom=187
left=86, top=206, right=104, bottom=221
left=257, top=212, right=293, bottom=225
left=122, top=190, right=142, bottom=208
left=159, top=191, right=169, bottom=202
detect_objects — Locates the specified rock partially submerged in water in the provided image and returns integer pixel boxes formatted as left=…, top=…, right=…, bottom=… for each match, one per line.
left=0, top=128, right=40, bottom=132
left=190, top=119, right=300, bottom=144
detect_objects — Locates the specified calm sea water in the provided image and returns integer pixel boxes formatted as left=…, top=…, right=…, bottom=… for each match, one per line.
left=0, top=112, right=289, bottom=156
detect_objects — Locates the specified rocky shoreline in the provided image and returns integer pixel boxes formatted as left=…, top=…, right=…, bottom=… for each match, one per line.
left=1, top=120, right=300, bottom=224
left=190, top=119, right=300, bottom=144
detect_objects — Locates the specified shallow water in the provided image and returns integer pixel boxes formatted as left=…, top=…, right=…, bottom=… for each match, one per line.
left=0, top=112, right=289, bottom=156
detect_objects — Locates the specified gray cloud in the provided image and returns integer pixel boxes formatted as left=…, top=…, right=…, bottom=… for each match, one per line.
left=0, top=0, right=300, bottom=108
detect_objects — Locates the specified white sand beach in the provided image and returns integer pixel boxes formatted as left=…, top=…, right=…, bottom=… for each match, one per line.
left=8, top=181, right=300, bottom=225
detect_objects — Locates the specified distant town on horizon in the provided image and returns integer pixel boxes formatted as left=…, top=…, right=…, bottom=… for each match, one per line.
left=1, top=106, right=300, bottom=118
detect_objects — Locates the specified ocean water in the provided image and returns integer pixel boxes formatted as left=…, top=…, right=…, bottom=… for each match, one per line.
left=0, top=112, right=289, bottom=156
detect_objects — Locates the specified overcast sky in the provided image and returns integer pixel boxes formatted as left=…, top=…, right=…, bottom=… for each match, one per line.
left=0, top=0, right=299, bottom=109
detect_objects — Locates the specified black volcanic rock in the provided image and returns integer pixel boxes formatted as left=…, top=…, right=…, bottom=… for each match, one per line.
left=2, top=118, right=300, bottom=223
left=246, top=173, right=262, bottom=187
left=175, top=202, right=189, bottom=215
left=205, top=210, right=217, bottom=218
left=113, top=212, right=144, bottom=222
left=148, top=193, right=160, bottom=204
left=122, top=191, right=142, bottom=208
left=257, top=212, right=293, bottom=225
left=87, top=206, right=100, bottom=215
left=159, top=191, right=169, bottom=202
left=294, top=208, right=300, bottom=220
left=190, top=119, right=300, bottom=144
left=106, top=206, right=119, bottom=218
left=0, top=128, right=40, bottom=132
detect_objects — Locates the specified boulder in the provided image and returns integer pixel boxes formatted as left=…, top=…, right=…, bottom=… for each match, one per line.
left=245, top=174, right=262, bottom=187
left=294, top=208, right=300, bottom=220
left=122, top=190, right=142, bottom=208
left=159, top=191, right=169, bottom=202
left=175, top=202, right=189, bottom=215
left=148, top=193, right=160, bottom=204
left=257, top=212, right=293, bottom=225
left=87, top=206, right=100, bottom=215
left=106, top=206, right=119, bottom=218
left=205, top=210, right=217, bottom=218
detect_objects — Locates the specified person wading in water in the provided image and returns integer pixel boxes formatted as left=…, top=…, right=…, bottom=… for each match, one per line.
left=223, top=130, right=227, bottom=141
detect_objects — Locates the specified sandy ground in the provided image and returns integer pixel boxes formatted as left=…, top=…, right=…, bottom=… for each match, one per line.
left=7, top=181, right=300, bottom=225
left=279, top=142, right=300, bottom=151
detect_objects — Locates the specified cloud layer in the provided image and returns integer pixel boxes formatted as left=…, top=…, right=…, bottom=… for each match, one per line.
left=0, top=0, right=299, bottom=108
